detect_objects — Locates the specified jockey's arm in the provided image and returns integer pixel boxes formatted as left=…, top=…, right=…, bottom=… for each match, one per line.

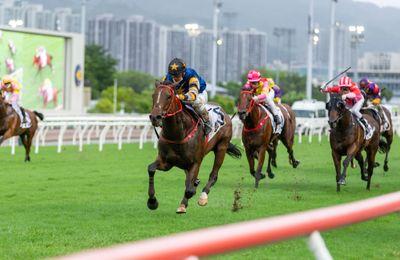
left=324, top=86, right=341, bottom=93
left=178, top=77, right=199, bottom=102
left=255, top=84, right=269, bottom=102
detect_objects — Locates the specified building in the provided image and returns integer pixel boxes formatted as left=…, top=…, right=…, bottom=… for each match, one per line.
left=351, top=52, right=400, bottom=103
left=0, top=0, right=81, bottom=33
left=88, top=14, right=268, bottom=83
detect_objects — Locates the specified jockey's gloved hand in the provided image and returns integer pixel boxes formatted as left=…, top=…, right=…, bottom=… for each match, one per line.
left=252, top=96, right=259, bottom=102
left=341, top=94, right=347, bottom=101
left=176, top=94, right=185, bottom=100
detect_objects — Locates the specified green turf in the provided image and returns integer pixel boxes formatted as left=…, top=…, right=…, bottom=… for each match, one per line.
left=0, top=137, right=399, bottom=259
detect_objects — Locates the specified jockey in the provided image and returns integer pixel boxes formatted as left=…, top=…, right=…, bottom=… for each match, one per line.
left=0, top=76, right=26, bottom=124
left=162, top=58, right=212, bottom=135
left=321, top=76, right=373, bottom=137
left=361, top=80, right=381, bottom=106
left=244, top=70, right=282, bottom=128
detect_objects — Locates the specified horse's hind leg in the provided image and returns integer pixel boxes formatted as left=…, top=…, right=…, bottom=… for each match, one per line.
left=383, top=132, right=392, bottom=172
left=271, top=139, right=278, bottom=168
left=366, top=147, right=378, bottom=190
left=178, top=162, right=201, bottom=214
left=355, top=152, right=367, bottom=181
left=254, top=146, right=267, bottom=188
left=20, top=134, right=30, bottom=162
left=199, top=142, right=228, bottom=206
left=281, top=132, right=300, bottom=168
left=147, top=157, right=171, bottom=210
left=266, top=148, right=275, bottom=179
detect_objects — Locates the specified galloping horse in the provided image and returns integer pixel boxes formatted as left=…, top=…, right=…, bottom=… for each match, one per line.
left=360, top=96, right=393, bottom=172
left=326, top=94, right=380, bottom=191
left=237, top=90, right=299, bottom=188
left=0, top=93, right=44, bottom=162
left=148, top=81, right=241, bottom=214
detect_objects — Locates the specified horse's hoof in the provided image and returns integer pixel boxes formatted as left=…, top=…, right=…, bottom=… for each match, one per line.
left=147, top=197, right=159, bottom=210
left=374, top=162, right=380, bottom=168
left=260, top=173, right=266, bottom=179
left=268, top=172, right=275, bottom=179
left=292, top=160, right=300, bottom=168
left=194, top=179, right=200, bottom=187
left=25, top=157, right=31, bottom=162
left=361, top=175, right=368, bottom=182
left=176, top=204, right=187, bottom=214
left=337, top=179, right=346, bottom=185
left=384, top=164, right=389, bottom=172
left=198, top=192, right=208, bottom=206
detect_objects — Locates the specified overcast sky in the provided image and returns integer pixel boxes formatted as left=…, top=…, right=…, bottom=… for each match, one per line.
left=355, top=0, right=400, bottom=8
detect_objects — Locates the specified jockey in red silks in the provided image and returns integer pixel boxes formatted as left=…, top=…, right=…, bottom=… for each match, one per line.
left=359, top=78, right=382, bottom=106
left=243, top=70, right=282, bottom=128
left=321, top=76, right=373, bottom=137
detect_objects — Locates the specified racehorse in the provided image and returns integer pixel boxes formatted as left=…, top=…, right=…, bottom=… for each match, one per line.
left=33, top=47, right=53, bottom=72
left=237, top=89, right=300, bottom=188
left=39, top=79, right=59, bottom=108
left=360, top=94, right=393, bottom=172
left=326, top=94, right=381, bottom=191
left=0, top=92, right=44, bottom=162
left=148, top=81, right=241, bottom=214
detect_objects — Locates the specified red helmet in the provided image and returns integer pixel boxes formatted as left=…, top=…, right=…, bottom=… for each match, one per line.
left=338, top=76, right=353, bottom=88
left=247, top=70, right=261, bottom=83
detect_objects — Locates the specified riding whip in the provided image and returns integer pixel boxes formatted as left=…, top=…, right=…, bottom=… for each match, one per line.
left=321, top=66, right=352, bottom=90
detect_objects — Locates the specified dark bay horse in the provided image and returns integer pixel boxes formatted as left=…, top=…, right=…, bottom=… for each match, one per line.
left=360, top=100, right=393, bottom=172
left=237, top=90, right=299, bottom=188
left=326, top=94, right=380, bottom=191
left=0, top=94, right=44, bottom=161
left=148, top=82, right=241, bottom=214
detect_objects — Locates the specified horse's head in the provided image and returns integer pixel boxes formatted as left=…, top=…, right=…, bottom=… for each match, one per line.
left=149, top=81, right=179, bottom=127
left=326, top=94, right=347, bottom=129
left=237, top=89, right=255, bottom=121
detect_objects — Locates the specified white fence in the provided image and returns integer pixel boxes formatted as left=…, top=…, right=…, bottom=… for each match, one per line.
left=3, top=115, right=400, bottom=154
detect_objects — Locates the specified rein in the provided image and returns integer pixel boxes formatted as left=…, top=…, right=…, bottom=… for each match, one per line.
left=155, top=85, right=201, bottom=144
left=239, top=91, right=269, bottom=133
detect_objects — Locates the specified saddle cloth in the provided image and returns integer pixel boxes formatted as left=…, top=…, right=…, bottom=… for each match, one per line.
left=367, top=105, right=391, bottom=132
left=259, top=105, right=284, bottom=134
left=356, top=117, right=374, bottom=140
left=11, top=103, right=31, bottom=128
left=206, top=104, right=226, bottom=140
left=184, top=103, right=225, bottom=141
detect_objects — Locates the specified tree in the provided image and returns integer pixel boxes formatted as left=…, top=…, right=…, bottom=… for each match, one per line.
left=85, top=45, right=117, bottom=99
left=116, top=71, right=155, bottom=93
left=381, top=87, right=393, bottom=101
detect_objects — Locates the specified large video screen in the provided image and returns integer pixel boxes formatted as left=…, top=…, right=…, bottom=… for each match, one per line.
left=0, top=30, right=65, bottom=110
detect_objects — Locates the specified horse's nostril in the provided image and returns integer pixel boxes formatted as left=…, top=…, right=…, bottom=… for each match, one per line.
left=156, top=115, right=162, bottom=120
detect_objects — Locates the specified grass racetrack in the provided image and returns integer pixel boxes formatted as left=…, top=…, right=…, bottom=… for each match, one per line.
left=0, top=137, right=399, bottom=259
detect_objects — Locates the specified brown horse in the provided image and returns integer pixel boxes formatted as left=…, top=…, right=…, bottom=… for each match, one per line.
left=326, top=94, right=380, bottom=191
left=237, top=90, right=300, bottom=188
left=148, top=82, right=241, bottom=214
left=361, top=102, right=393, bottom=172
left=0, top=95, right=44, bottom=162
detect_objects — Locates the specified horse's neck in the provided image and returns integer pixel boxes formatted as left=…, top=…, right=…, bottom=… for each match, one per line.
left=162, top=107, right=194, bottom=140
left=337, top=111, right=355, bottom=133
left=244, top=105, right=263, bottom=128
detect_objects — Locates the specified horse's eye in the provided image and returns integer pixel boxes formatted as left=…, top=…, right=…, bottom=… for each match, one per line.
left=325, top=102, right=329, bottom=110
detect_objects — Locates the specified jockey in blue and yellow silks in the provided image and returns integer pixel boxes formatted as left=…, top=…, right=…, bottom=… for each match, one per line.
left=162, top=58, right=212, bottom=135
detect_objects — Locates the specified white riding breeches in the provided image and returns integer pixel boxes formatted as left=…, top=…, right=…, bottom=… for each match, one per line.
left=264, top=90, right=279, bottom=116
left=349, top=97, right=364, bottom=119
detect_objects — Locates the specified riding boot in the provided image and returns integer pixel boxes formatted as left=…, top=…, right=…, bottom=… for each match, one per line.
left=359, top=117, right=373, bottom=138
left=200, top=107, right=212, bottom=136
left=20, top=107, right=27, bottom=124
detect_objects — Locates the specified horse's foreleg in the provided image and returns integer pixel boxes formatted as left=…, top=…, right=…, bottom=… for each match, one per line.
left=199, top=143, right=228, bottom=206
left=332, top=151, right=341, bottom=192
left=177, top=162, right=201, bottom=213
left=383, top=133, right=392, bottom=172
left=339, top=145, right=358, bottom=186
left=0, top=129, right=14, bottom=146
left=266, top=148, right=275, bottom=180
left=245, top=148, right=256, bottom=178
left=19, top=134, right=31, bottom=162
left=147, top=157, right=171, bottom=210
left=355, top=152, right=367, bottom=181
left=254, top=146, right=267, bottom=188
left=271, top=139, right=278, bottom=168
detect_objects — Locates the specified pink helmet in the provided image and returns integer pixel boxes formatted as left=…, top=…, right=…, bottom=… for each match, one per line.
left=247, top=70, right=261, bottom=83
left=338, top=76, right=353, bottom=88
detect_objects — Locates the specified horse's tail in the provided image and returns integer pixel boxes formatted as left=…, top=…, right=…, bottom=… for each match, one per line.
left=378, top=137, right=388, bottom=154
left=227, top=143, right=242, bottom=159
left=33, top=111, right=44, bottom=121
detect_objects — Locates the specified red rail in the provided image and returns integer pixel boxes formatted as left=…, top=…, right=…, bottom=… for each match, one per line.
left=59, top=192, right=400, bottom=260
